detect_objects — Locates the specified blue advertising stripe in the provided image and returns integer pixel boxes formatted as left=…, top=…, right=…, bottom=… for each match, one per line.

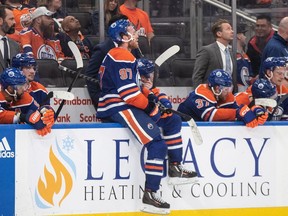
left=0, top=127, right=15, bottom=216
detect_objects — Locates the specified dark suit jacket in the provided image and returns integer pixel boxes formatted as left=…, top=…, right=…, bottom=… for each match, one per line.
left=192, top=42, right=238, bottom=93
left=0, top=37, right=20, bottom=73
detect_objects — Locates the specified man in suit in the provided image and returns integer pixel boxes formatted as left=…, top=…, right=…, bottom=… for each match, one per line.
left=0, top=5, right=20, bottom=74
left=192, top=19, right=238, bottom=93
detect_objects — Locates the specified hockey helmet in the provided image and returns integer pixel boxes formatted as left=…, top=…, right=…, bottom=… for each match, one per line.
left=137, top=58, right=155, bottom=78
left=263, top=57, right=287, bottom=72
left=208, top=69, right=232, bottom=88
left=0, top=67, right=27, bottom=90
left=251, top=78, right=277, bottom=99
left=108, top=19, right=132, bottom=43
left=11, top=53, right=36, bottom=69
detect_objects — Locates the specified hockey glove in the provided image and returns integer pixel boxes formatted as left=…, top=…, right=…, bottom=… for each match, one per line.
left=158, top=93, right=172, bottom=109
left=21, top=109, right=46, bottom=130
left=144, top=98, right=161, bottom=123
left=37, top=126, right=51, bottom=137
left=251, top=105, right=268, bottom=125
left=236, top=105, right=258, bottom=128
left=39, top=105, right=55, bottom=127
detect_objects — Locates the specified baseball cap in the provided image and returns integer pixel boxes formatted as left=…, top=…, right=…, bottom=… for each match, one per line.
left=31, top=6, right=55, bottom=20
left=237, top=24, right=248, bottom=34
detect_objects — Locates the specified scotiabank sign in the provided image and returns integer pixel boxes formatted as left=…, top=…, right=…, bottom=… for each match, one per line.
left=48, top=87, right=191, bottom=124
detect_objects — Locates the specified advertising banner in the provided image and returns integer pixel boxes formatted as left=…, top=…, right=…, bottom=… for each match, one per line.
left=48, top=87, right=191, bottom=124
left=10, top=123, right=288, bottom=215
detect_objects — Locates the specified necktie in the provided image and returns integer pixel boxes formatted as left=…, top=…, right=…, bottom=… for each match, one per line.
left=225, top=48, right=231, bottom=74
left=2, top=37, right=9, bottom=68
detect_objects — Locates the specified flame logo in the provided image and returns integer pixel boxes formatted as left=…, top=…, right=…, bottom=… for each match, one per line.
left=35, top=141, right=76, bottom=208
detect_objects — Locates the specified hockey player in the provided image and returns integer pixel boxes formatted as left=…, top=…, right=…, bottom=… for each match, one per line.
left=11, top=53, right=50, bottom=106
left=260, top=57, right=288, bottom=119
left=178, top=69, right=267, bottom=127
left=0, top=67, right=54, bottom=136
left=96, top=18, right=171, bottom=214
left=137, top=57, right=198, bottom=183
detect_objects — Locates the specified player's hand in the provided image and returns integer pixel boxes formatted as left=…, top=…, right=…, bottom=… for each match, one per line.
left=158, top=93, right=172, bottom=109
left=251, top=105, right=268, bottom=125
left=39, top=105, right=55, bottom=127
left=144, top=94, right=161, bottom=122
left=236, top=105, right=258, bottom=128
left=37, top=126, right=51, bottom=137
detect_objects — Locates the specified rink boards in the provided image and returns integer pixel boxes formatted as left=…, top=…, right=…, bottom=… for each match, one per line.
left=1, top=122, right=288, bottom=216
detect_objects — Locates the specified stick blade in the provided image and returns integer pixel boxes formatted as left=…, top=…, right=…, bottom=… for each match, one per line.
left=68, top=41, right=83, bottom=69
left=155, top=45, right=180, bottom=67
left=187, top=118, right=203, bottom=145
left=52, top=91, right=75, bottom=100
left=255, top=98, right=277, bottom=108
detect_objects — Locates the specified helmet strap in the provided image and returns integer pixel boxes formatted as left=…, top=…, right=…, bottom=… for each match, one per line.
left=5, top=88, right=18, bottom=101
left=265, top=70, right=273, bottom=81
left=121, top=32, right=134, bottom=43
left=211, top=86, right=222, bottom=97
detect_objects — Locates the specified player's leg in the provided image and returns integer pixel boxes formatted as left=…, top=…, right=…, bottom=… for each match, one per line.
left=158, top=114, right=198, bottom=185
left=109, top=108, right=170, bottom=214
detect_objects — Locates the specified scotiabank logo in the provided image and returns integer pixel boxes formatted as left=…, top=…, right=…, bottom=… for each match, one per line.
left=0, top=137, right=14, bottom=158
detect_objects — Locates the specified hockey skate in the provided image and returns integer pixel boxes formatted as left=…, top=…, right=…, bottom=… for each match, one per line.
left=168, top=162, right=198, bottom=185
left=140, top=189, right=170, bottom=215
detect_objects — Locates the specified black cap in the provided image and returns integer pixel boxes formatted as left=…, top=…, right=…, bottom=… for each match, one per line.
left=237, top=25, right=248, bottom=34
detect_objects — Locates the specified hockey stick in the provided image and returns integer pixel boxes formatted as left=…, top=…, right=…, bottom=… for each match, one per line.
left=153, top=45, right=180, bottom=87
left=40, top=91, right=74, bottom=106
left=249, top=98, right=277, bottom=108
left=58, top=65, right=99, bottom=83
left=55, top=41, right=83, bottom=118
left=159, top=105, right=203, bottom=145
left=155, top=45, right=180, bottom=67
left=268, top=94, right=288, bottom=120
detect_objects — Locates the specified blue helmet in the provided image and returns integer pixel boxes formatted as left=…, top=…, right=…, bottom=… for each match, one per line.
left=208, top=69, right=232, bottom=88
left=11, top=53, right=36, bottom=69
left=137, top=58, right=155, bottom=78
left=251, top=78, right=276, bottom=99
left=263, top=57, right=287, bottom=71
left=108, top=19, right=131, bottom=43
left=0, top=67, right=27, bottom=89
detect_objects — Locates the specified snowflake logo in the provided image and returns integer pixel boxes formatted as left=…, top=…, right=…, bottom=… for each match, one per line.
left=62, top=136, right=74, bottom=152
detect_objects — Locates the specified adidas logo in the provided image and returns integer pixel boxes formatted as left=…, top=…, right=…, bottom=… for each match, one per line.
left=0, top=137, right=14, bottom=158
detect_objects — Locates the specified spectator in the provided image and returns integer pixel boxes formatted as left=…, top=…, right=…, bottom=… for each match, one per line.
left=11, top=53, right=50, bottom=106
left=236, top=24, right=255, bottom=91
left=57, top=15, right=93, bottom=59
left=92, top=0, right=120, bottom=35
left=0, top=4, right=20, bottom=73
left=0, top=67, right=54, bottom=136
left=38, top=0, right=67, bottom=33
left=246, top=15, right=274, bottom=76
left=260, top=17, right=288, bottom=74
left=85, top=14, right=141, bottom=111
left=20, top=6, right=65, bottom=61
left=120, top=0, right=155, bottom=42
left=192, top=19, right=238, bottom=93
left=5, top=0, right=35, bottom=42
left=179, top=69, right=266, bottom=127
